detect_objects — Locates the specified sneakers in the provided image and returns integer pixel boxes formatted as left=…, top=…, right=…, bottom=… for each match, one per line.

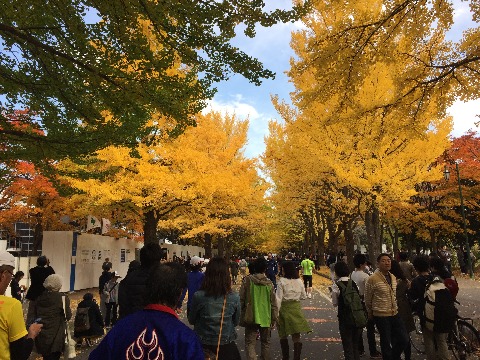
left=307, top=293, right=312, bottom=299
left=370, top=353, right=382, bottom=359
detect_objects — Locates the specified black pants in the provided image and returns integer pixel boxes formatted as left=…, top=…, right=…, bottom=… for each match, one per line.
left=105, top=302, right=118, bottom=326
left=358, top=317, right=379, bottom=355
left=203, top=341, right=241, bottom=360
left=339, top=320, right=362, bottom=360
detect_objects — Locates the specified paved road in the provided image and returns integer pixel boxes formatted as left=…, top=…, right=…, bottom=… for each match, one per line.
left=31, top=276, right=480, bottom=359
left=60, top=288, right=430, bottom=360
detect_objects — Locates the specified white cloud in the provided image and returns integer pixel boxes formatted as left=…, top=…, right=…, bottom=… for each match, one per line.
left=448, top=99, right=480, bottom=137
left=203, top=97, right=272, bottom=158
left=203, top=96, right=260, bottom=120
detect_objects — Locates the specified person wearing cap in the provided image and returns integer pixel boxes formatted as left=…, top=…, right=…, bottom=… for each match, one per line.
left=177, top=256, right=205, bottom=315
left=103, top=271, right=121, bottom=327
left=0, top=250, right=43, bottom=360
left=25, top=255, right=55, bottom=325
left=35, top=274, right=72, bottom=360
left=90, top=262, right=204, bottom=360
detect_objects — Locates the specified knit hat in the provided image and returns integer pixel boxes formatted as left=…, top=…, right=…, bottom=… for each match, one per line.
left=0, top=251, right=15, bottom=268
left=43, top=274, right=63, bottom=292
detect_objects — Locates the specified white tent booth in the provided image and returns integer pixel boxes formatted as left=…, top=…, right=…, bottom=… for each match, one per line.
left=42, top=231, right=142, bottom=292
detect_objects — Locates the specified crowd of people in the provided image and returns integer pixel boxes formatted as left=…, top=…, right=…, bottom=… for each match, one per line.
left=330, top=250, right=462, bottom=360
left=0, top=244, right=470, bottom=360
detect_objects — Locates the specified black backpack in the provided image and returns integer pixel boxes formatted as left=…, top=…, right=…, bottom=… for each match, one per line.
left=424, top=276, right=457, bottom=333
left=74, top=307, right=91, bottom=332
left=337, top=279, right=368, bottom=328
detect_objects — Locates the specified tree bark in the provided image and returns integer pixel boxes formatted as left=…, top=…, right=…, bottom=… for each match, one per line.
left=143, top=209, right=159, bottom=245
left=365, top=206, right=381, bottom=262
left=429, top=229, right=437, bottom=253
left=217, top=236, right=225, bottom=258
left=204, top=233, right=212, bottom=258
left=344, top=222, right=355, bottom=271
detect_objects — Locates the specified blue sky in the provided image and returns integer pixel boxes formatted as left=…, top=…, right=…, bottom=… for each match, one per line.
left=205, top=0, right=480, bottom=159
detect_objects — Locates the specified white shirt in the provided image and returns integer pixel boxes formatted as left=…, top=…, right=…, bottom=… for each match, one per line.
left=276, top=277, right=306, bottom=310
left=331, top=276, right=350, bottom=307
left=350, top=269, right=369, bottom=297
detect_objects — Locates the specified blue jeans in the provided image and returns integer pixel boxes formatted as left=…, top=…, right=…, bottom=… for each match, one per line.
left=374, top=314, right=409, bottom=360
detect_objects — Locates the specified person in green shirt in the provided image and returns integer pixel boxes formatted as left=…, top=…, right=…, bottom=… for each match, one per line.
left=300, top=254, right=315, bottom=299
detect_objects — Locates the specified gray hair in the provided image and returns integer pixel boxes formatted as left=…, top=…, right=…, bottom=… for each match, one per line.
left=43, top=274, right=63, bottom=292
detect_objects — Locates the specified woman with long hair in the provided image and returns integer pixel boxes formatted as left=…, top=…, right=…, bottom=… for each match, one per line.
left=277, top=260, right=312, bottom=360
left=188, top=257, right=241, bottom=360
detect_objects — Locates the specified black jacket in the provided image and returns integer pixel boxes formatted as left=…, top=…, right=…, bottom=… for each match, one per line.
left=25, top=266, right=55, bottom=301
left=98, top=271, right=111, bottom=295
left=118, top=267, right=150, bottom=319
left=74, top=299, right=104, bottom=338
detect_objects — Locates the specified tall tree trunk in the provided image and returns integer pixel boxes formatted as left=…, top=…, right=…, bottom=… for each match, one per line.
left=218, top=237, right=225, bottom=258
left=365, top=206, right=381, bottom=262
left=204, top=233, right=212, bottom=258
left=388, top=226, right=400, bottom=258
left=225, top=236, right=232, bottom=261
left=429, top=229, right=437, bottom=253
left=344, top=222, right=355, bottom=271
left=326, top=216, right=342, bottom=253
left=315, top=209, right=326, bottom=265
left=143, top=209, right=159, bottom=245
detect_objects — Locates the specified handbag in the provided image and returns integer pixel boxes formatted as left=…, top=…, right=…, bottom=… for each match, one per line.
left=62, top=295, right=76, bottom=359
left=203, top=295, right=227, bottom=360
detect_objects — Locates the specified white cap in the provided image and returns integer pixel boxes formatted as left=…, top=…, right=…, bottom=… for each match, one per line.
left=190, top=256, right=204, bottom=266
left=0, top=251, right=15, bottom=268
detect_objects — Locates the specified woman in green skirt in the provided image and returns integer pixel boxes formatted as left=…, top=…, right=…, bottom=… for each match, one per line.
left=276, top=260, right=312, bottom=360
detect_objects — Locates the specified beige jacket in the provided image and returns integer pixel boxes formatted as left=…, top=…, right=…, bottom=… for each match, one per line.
left=364, top=270, right=398, bottom=318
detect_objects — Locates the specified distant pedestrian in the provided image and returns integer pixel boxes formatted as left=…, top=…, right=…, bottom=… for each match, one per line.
left=398, top=252, right=416, bottom=281
left=103, top=271, right=121, bottom=327
left=189, top=257, right=242, bottom=360
left=102, top=258, right=112, bottom=271
left=98, top=265, right=111, bottom=318
left=300, top=254, right=315, bottom=299
left=90, top=263, right=204, bottom=360
left=326, top=253, right=337, bottom=283
left=177, top=256, right=205, bottom=315
left=266, top=253, right=278, bottom=290
left=10, top=270, right=26, bottom=302
left=239, top=259, right=247, bottom=278
left=240, top=256, right=278, bottom=360
left=230, top=257, right=240, bottom=285
left=439, top=246, right=452, bottom=273
left=277, top=261, right=311, bottom=360
left=25, top=255, right=55, bottom=325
